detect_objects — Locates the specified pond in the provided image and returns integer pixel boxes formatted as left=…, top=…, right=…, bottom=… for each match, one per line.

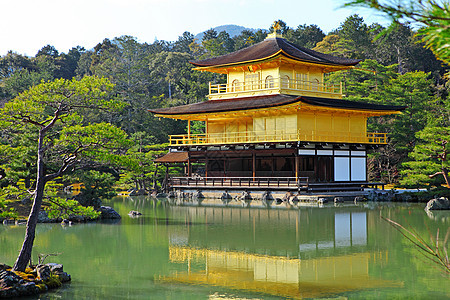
left=1, top=198, right=449, bottom=299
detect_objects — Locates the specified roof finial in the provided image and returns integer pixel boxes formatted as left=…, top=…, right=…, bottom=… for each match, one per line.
left=266, top=21, right=283, bottom=40
left=273, top=21, right=282, bottom=34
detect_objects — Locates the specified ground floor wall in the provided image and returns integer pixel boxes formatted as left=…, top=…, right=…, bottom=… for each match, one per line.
left=183, top=143, right=368, bottom=183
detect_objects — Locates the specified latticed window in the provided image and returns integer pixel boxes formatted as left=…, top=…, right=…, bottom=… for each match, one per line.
left=245, top=73, right=259, bottom=90
left=295, top=72, right=308, bottom=89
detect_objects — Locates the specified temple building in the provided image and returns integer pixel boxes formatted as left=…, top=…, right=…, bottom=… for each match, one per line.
left=150, top=30, right=404, bottom=193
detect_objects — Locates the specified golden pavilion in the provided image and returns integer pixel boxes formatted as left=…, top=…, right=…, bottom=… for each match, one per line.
left=150, top=31, right=404, bottom=193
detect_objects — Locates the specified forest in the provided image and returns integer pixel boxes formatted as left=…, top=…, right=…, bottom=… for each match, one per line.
left=1, top=13, right=450, bottom=216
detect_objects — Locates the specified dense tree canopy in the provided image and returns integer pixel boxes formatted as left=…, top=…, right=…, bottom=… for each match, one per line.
left=3, top=14, right=450, bottom=277
left=0, top=15, right=449, bottom=212
left=0, top=76, right=130, bottom=271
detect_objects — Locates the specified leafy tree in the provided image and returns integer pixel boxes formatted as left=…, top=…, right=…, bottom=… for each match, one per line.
left=201, top=36, right=228, bottom=58
left=372, top=22, right=414, bottom=73
left=217, top=31, right=235, bottom=53
left=84, top=36, right=175, bottom=139
left=36, top=45, right=59, bottom=58
left=380, top=71, right=434, bottom=151
left=68, top=170, right=117, bottom=208
left=202, top=28, right=218, bottom=42
left=313, top=34, right=345, bottom=55
left=327, top=60, right=435, bottom=183
left=252, top=29, right=268, bottom=42
left=173, top=31, right=195, bottom=53
left=336, top=14, right=373, bottom=59
left=57, top=46, right=85, bottom=79
left=0, top=51, right=35, bottom=79
left=344, top=0, right=450, bottom=64
left=289, top=24, right=325, bottom=49
left=0, top=52, right=50, bottom=100
left=148, top=51, right=220, bottom=105
left=233, top=30, right=261, bottom=50
left=0, top=76, right=130, bottom=271
left=39, top=181, right=101, bottom=220
left=119, top=133, right=167, bottom=191
left=401, top=126, right=450, bottom=187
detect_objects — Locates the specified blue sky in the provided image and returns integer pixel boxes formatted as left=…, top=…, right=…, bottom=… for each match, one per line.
left=2, top=0, right=389, bottom=56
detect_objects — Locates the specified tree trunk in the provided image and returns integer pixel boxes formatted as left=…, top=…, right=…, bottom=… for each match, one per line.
left=13, top=130, right=46, bottom=272
left=152, top=168, right=158, bottom=190
left=442, top=168, right=450, bottom=188
left=429, top=169, right=450, bottom=187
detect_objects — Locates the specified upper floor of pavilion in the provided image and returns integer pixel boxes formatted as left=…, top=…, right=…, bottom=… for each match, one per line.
left=191, top=32, right=360, bottom=100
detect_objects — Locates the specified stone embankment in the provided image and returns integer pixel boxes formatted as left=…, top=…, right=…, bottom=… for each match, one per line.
left=0, top=263, right=70, bottom=298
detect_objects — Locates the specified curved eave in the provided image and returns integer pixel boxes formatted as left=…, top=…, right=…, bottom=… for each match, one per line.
left=192, top=50, right=359, bottom=73
left=150, top=100, right=301, bottom=121
left=191, top=50, right=283, bottom=72
left=149, top=97, right=405, bottom=121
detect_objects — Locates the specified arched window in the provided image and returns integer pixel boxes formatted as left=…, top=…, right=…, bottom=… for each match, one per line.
left=312, top=78, right=319, bottom=91
left=281, top=75, right=290, bottom=89
left=231, top=79, right=241, bottom=92
left=265, top=75, right=274, bottom=88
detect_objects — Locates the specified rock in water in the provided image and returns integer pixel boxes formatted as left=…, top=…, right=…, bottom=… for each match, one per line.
left=36, top=264, right=51, bottom=281
left=37, top=210, right=54, bottom=223
left=334, top=197, right=344, bottom=203
left=99, top=206, right=121, bottom=219
left=425, top=197, right=450, bottom=210
left=262, top=191, right=274, bottom=201
left=193, top=190, right=205, bottom=200
left=46, top=263, right=71, bottom=283
left=318, top=198, right=328, bottom=204
left=0, top=264, right=11, bottom=272
left=0, top=270, right=21, bottom=288
left=238, top=191, right=252, bottom=201
left=128, top=210, right=142, bottom=217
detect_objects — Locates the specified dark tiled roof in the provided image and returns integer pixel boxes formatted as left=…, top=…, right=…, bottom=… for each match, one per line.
left=191, top=37, right=360, bottom=67
left=300, top=96, right=406, bottom=111
left=149, top=94, right=299, bottom=115
left=149, top=95, right=406, bottom=116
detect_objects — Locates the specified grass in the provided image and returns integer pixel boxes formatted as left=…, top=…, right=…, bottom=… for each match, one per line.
left=382, top=216, right=450, bottom=274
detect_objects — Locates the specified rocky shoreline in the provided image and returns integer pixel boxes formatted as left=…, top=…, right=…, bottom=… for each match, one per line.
left=1, top=205, right=121, bottom=226
left=0, top=263, right=71, bottom=298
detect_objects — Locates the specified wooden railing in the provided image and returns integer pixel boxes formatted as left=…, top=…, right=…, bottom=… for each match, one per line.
left=209, top=77, right=342, bottom=98
left=169, top=130, right=388, bottom=146
left=169, top=176, right=309, bottom=190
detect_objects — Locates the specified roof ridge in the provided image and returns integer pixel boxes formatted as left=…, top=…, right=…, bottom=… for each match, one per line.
left=278, top=38, right=323, bottom=62
left=191, top=38, right=274, bottom=66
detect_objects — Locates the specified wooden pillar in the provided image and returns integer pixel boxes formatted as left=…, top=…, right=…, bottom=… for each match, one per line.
left=187, top=120, right=191, bottom=140
left=252, top=152, right=256, bottom=180
left=187, top=153, right=192, bottom=177
left=205, top=156, right=208, bottom=178
left=223, top=158, right=226, bottom=177
left=295, top=155, right=299, bottom=178
left=271, top=155, right=275, bottom=177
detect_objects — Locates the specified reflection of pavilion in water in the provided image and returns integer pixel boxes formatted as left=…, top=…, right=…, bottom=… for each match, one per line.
left=162, top=207, right=401, bottom=299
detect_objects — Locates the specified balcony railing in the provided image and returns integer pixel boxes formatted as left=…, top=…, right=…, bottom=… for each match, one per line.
left=209, top=77, right=342, bottom=99
left=169, top=176, right=309, bottom=190
left=169, top=130, right=388, bottom=146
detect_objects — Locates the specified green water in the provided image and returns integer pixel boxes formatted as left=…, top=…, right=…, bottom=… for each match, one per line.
left=1, top=198, right=449, bottom=299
